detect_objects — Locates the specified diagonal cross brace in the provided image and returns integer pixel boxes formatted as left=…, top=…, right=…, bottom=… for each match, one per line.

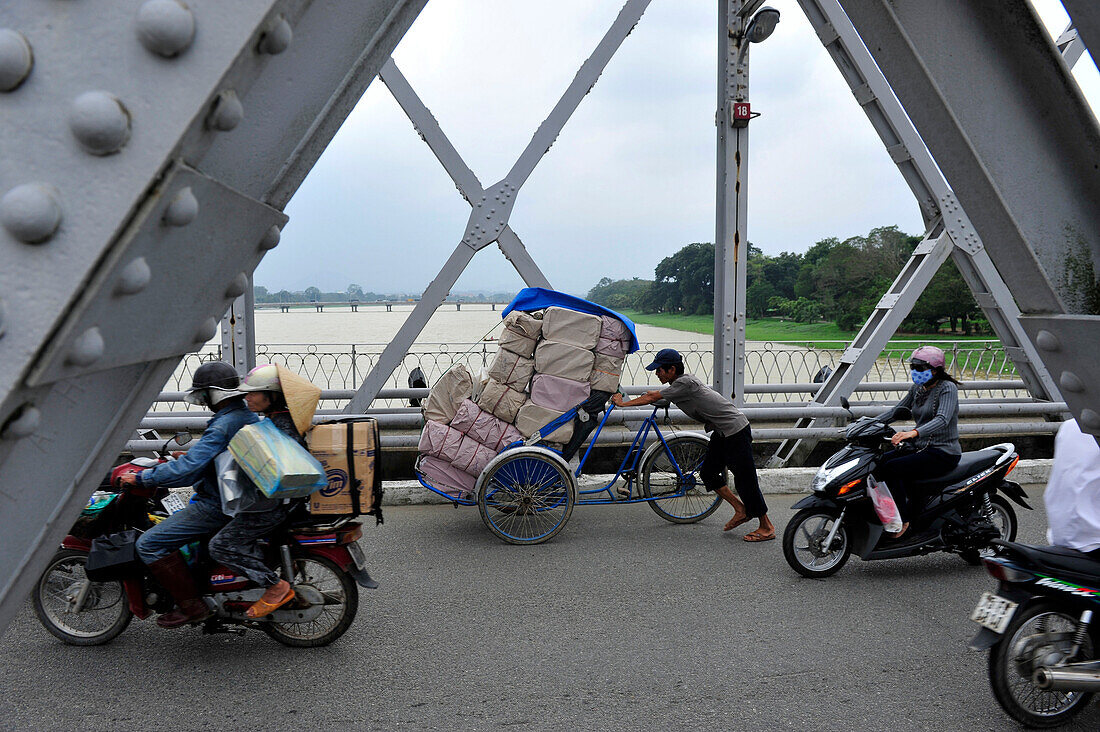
left=769, top=0, right=1063, bottom=467
left=345, top=0, right=653, bottom=412
left=379, top=60, right=549, bottom=285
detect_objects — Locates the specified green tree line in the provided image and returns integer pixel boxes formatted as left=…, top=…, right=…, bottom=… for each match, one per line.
left=588, top=225, right=991, bottom=334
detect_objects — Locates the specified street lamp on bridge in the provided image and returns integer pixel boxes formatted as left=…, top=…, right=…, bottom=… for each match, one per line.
left=714, top=1, right=780, bottom=404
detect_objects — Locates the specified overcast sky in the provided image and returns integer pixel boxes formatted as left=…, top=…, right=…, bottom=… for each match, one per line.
left=255, top=0, right=1097, bottom=298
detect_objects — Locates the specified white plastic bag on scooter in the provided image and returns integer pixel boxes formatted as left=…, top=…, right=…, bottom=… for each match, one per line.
left=867, top=475, right=903, bottom=533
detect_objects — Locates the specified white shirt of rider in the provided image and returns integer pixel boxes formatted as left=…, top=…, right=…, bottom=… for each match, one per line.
left=1046, top=419, right=1100, bottom=552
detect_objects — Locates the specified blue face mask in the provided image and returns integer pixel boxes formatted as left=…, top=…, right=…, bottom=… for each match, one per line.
left=911, top=368, right=934, bottom=386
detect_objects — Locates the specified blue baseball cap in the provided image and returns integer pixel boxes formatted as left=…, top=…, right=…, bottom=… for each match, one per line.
left=645, top=348, right=683, bottom=371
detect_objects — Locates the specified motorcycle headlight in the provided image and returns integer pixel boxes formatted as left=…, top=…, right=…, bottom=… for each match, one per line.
left=811, top=457, right=861, bottom=493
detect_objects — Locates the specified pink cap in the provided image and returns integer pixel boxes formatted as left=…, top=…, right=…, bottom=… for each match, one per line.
left=911, top=345, right=945, bottom=368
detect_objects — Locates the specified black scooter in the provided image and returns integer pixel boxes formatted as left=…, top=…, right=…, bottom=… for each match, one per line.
left=782, top=403, right=1031, bottom=578
left=969, top=541, right=1100, bottom=728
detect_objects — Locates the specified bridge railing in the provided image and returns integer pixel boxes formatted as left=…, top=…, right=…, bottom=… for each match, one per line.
left=160, top=340, right=1026, bottom=412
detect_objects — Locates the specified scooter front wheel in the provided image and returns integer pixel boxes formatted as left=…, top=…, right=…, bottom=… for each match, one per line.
left=783, top=508, right=851, bottom=578
left=32, top=549, right=132, bottom=645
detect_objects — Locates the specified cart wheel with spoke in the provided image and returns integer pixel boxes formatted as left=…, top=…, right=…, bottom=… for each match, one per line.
left=477, top=447, right=576, bottom=545
left=640, top=433, right=723, bottom=523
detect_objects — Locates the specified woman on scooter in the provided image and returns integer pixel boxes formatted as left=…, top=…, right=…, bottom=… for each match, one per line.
left=206, top=363, right=321, bottom=619
left=873, top=345, right=961, bottom=537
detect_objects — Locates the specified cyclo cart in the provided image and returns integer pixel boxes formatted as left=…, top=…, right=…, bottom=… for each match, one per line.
left=414, top=289, right=723, bottom=544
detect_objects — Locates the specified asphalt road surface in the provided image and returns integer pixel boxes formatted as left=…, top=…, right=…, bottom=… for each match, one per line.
left=3, top=487, right=1099, bottom=732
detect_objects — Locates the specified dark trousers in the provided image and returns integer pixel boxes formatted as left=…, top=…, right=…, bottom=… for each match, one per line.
left=874, top=447, right=960, bottom=522
left=207, top=505, right=291, bottom=587
left=700, top=427, right=768, bottom=518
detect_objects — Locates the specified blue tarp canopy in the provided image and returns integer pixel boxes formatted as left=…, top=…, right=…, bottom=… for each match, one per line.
left=502, top=287, right=640, bottom=354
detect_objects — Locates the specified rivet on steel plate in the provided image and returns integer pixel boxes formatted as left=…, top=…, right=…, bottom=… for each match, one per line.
left=2, top=404, right=40, bottom=439
left=67, top=327, right=105, bottom=367
left=208, top=90, right=244, bottom=131
left=1059, top=371, right=1085, bottom=393
left=163, top=187, right=198, bottom=226
left=115, top=257, right=152, bottom=295
left=259, top=16, right=292, bottom=55
left=1080, top=409, right=1100, bottom=433
left=69, top=92, right=132, bottom=155
left=195, top=318, right=218, bottom=343
left=137, top=0, right=195, bottom=57
left=225, top=273, right=248, bottom=299
left=0, top=183, right=62, bottom=243
left=0, top=29, right=33, bottom=92
left=1035, top=330, right=1060, bottom=352
left=259, top=225, right=281, bottom=251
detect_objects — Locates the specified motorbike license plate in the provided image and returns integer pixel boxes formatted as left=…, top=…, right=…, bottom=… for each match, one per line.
left=347, top=541, right=367, bottom=571
left=160, top=492, right=187, bottom=514
left=970, top=592, right=1018, bottom=634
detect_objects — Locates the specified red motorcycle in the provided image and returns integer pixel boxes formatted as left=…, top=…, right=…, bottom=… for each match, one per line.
left=32, top=433, right=376, bottom=647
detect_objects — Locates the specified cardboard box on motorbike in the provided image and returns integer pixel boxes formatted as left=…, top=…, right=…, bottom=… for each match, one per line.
left=307, top=419, right=381, bottom=515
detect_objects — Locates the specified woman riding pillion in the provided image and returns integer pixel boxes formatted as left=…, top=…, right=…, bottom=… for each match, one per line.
left=119, top=362, right=258, bottom=628
left=611, top=349, right=776, bottom=542
left=209, top=363, right=322, bottom=619
left=873, top=345, right=962, bottom=538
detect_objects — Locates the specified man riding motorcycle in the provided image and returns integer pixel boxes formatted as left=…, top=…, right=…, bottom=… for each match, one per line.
left=118, top=361, right=257, bottom=628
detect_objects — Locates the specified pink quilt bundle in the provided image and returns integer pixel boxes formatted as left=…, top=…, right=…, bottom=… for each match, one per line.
left=418, top=456, right=477, bottom=499
left=476, top=378, right=526, bottom=423
left=515, top=401, right=574, bottom=443
left=499, top=311, right=544, bottom=358
left=595, top=315, right=631, bottom=358
left=487, top=349, right=535, bottom=390
left=530, top=373, right=590, bottom=412
left=534, top=340, right=595, bottom=382
left=541, top=307, right=601, bottom=350
left=590, top=353, right=625, bottom=392
left=449, top=435, right=497, bottom=476
left=417, top=420, right=465, bottom=462
left=450, top=399, right=523, bottom=451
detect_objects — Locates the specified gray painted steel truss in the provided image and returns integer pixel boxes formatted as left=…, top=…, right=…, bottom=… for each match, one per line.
left=0, top=0, right=426, bottom=636
left=345, top=0, right=653, bottom=412
left=768, top=0, right=1064, bottom=466
left=3, top=0, right=1100, bottom=641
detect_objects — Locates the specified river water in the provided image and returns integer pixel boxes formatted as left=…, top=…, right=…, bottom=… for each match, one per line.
left=250, top=305, right=700, bottom=348
left=165, top=305, right=1015, bottom=409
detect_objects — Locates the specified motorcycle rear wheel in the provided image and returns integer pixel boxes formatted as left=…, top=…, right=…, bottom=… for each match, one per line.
left=783, top=508, right=851, bottom=578
left=989, top=601, right=1093, bottom=728
left=961, top=495, right=1018, bottom=565
left=32, top=549, right=132, bottom=646
left=262, top=554, right=358, bottom=647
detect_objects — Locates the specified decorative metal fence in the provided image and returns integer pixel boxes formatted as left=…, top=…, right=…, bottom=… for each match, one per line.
left=160, top=340, right=1026, bottom=412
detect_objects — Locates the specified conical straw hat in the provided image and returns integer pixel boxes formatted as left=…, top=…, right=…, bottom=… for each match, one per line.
left=274, top=364, right=321, bottom=435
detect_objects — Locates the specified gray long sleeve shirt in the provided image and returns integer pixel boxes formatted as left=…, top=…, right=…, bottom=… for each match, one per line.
left=875, top=380, right=961, bottom=455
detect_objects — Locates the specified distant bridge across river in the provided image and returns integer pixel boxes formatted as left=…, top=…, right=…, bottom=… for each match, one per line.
left=255, top=301, right=510, bottom=313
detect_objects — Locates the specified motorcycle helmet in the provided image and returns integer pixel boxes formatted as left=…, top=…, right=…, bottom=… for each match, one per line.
left=910, top=345, right=946, bottom=369
left=239, top=363, right=281, bottom=393
left=184, top=361, right=243, bottom=408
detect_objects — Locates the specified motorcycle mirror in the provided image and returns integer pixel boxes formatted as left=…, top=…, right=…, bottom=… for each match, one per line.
left=894, top=406, right=912, bottom=420
left=172, top=431, right=192, bottom=447
left=839, top=397, right=850, bottom=411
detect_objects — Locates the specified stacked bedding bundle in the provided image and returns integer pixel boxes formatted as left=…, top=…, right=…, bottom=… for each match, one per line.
left=417, top=300, right=632, bottom=495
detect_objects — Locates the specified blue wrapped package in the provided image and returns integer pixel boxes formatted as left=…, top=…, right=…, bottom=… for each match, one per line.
left=228, top=418, right=328, bottom=499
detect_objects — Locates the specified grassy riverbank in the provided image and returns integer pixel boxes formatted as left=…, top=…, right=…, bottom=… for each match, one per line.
left=619, top=310, right=1001, bottom=347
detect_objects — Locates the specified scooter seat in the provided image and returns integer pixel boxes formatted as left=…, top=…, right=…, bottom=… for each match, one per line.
left=908, top=448, right=1002, bottom=490
left=999, top=542, right=1100, bottom=583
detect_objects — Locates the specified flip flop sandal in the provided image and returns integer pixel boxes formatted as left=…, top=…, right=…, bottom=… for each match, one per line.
left=246, top=588, right=296, bottom=619
left=743, top=532, right=776, bottom=542
left=723, top=516, right=751, bottom=532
